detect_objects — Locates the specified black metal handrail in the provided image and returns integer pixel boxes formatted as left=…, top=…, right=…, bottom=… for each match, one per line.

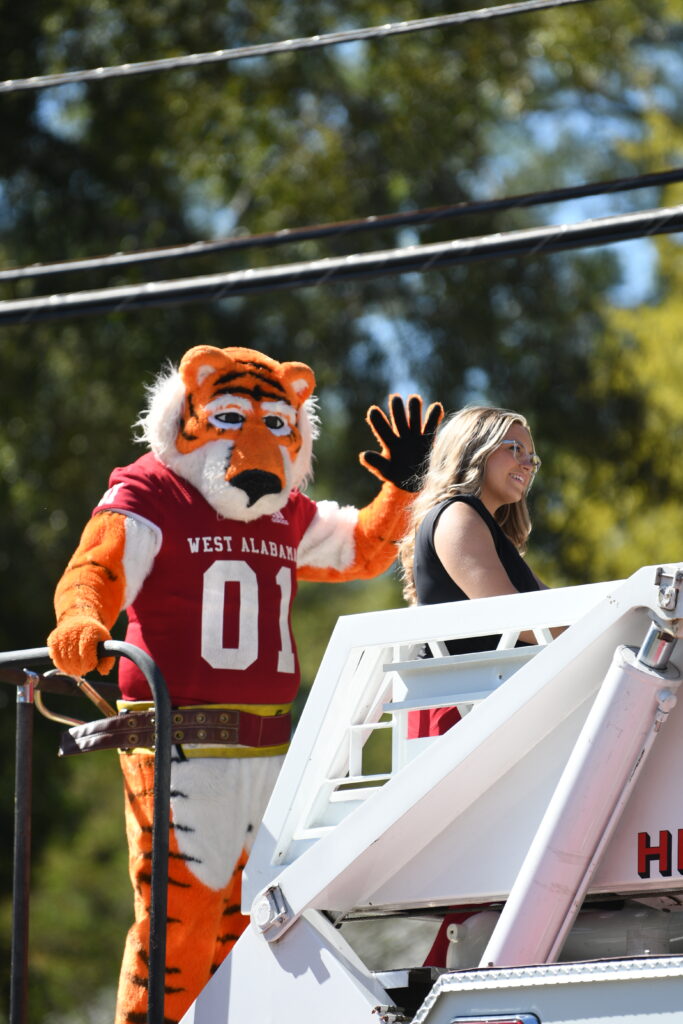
left=0, top=642, right=171, bottom=1024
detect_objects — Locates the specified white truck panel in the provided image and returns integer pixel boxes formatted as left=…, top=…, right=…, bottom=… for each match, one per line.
left=414, top=956, right=683, bottom=1024
left=185, top=564, right=683, bottom=1023
left=180, top=911, right=390, bottom=1024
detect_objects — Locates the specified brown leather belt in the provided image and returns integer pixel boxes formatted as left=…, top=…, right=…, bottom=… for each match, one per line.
left=58, top=707, right=291, bottom=756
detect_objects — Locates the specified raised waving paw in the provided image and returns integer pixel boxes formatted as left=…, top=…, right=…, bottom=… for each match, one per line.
left=360, top=394, right=444, bottom=492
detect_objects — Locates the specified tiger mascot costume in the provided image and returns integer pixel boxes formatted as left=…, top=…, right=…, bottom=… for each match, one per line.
left=48, top=344, right=443, bottom=1024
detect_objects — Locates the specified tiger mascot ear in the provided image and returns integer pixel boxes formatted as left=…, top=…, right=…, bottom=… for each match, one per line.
left=178, top=346, right=316, bottom=407
left=143, top=345, right=318, bottom=522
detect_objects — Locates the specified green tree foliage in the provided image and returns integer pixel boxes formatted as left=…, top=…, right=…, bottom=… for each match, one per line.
left=533, top=97, right=683, bottom=584
left=547, top=228, right=683, bottom=583
left=1, top=0, right=682, bottom=1017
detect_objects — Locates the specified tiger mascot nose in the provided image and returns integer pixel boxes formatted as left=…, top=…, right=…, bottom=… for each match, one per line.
left=229, top=469, right=282, bottom=506
left=225, top=418, right=290, bottom=506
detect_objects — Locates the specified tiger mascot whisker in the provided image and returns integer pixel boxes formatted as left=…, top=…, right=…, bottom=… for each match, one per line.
left=48, top=344, right=442, bottom=1024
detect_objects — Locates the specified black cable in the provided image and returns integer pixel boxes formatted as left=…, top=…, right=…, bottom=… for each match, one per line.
left=1, top=202, right=681, bottom=325
left=0, top=0, right=598, bottom=94
left=3, top=166, right=682, bottom=283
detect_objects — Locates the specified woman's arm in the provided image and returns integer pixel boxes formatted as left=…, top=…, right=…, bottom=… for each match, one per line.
left=434, top=501, right=520, bottom=599
left=433, top=502, right=543, bottom=643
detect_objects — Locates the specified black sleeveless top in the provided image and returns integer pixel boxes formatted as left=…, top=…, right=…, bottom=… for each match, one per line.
left=413, top=494, right=540, bottom=655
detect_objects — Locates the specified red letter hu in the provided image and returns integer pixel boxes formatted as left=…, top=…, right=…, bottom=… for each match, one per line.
left=637, top=830, right=672, bottom=878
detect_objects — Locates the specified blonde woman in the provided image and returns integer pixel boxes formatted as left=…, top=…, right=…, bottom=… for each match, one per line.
left=399, top=405, right=546, bottom=739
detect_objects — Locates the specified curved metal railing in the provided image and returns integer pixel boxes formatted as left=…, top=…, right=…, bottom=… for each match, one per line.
left=0, top=642, right=171, bottom=1024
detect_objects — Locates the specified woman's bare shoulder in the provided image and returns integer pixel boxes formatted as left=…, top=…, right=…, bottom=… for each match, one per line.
left=435, top=499, right=491, bottom=548
left=437, top=498, right=487, bottom=528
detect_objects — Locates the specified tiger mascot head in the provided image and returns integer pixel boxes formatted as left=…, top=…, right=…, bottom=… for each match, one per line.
left=137, top=345, right=319, bottom=522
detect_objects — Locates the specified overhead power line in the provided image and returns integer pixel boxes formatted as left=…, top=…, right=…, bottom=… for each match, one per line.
left=1, top=203, right=681, bottom=326
left=0, top=0, right=596, bottom=94
left=2, top=165, right=681, bottom=284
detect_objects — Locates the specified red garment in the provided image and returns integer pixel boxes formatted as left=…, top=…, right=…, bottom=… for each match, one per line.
left=95, top=453, right=317, bottom=705
left=406, top=705, right=462, bottom=739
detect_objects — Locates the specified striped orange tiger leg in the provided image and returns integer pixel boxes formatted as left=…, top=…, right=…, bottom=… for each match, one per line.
left=211, top=847, right=251, bottom=975
left=116, top=752, right=243, bottom=1024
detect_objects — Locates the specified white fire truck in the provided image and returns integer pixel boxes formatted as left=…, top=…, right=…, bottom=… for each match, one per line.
left=182, top=563, right=683, bottom=1024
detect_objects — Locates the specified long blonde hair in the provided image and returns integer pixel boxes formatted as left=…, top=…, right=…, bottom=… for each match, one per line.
left=398, top=405, right=534, bottom=605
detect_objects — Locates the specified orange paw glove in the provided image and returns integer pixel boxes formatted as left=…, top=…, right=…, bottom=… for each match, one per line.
left=48, top=618, right=116, bottom=677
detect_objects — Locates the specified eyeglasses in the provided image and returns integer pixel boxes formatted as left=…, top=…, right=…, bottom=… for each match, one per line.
left=498, top=439, right=541, bottom=474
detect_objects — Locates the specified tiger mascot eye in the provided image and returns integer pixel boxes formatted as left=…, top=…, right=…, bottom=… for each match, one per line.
left=48, top=344, right=443, bottom=1024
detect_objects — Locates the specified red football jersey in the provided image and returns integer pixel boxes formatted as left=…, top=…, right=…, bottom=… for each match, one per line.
left=94, top=453, right=317, bottom=705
